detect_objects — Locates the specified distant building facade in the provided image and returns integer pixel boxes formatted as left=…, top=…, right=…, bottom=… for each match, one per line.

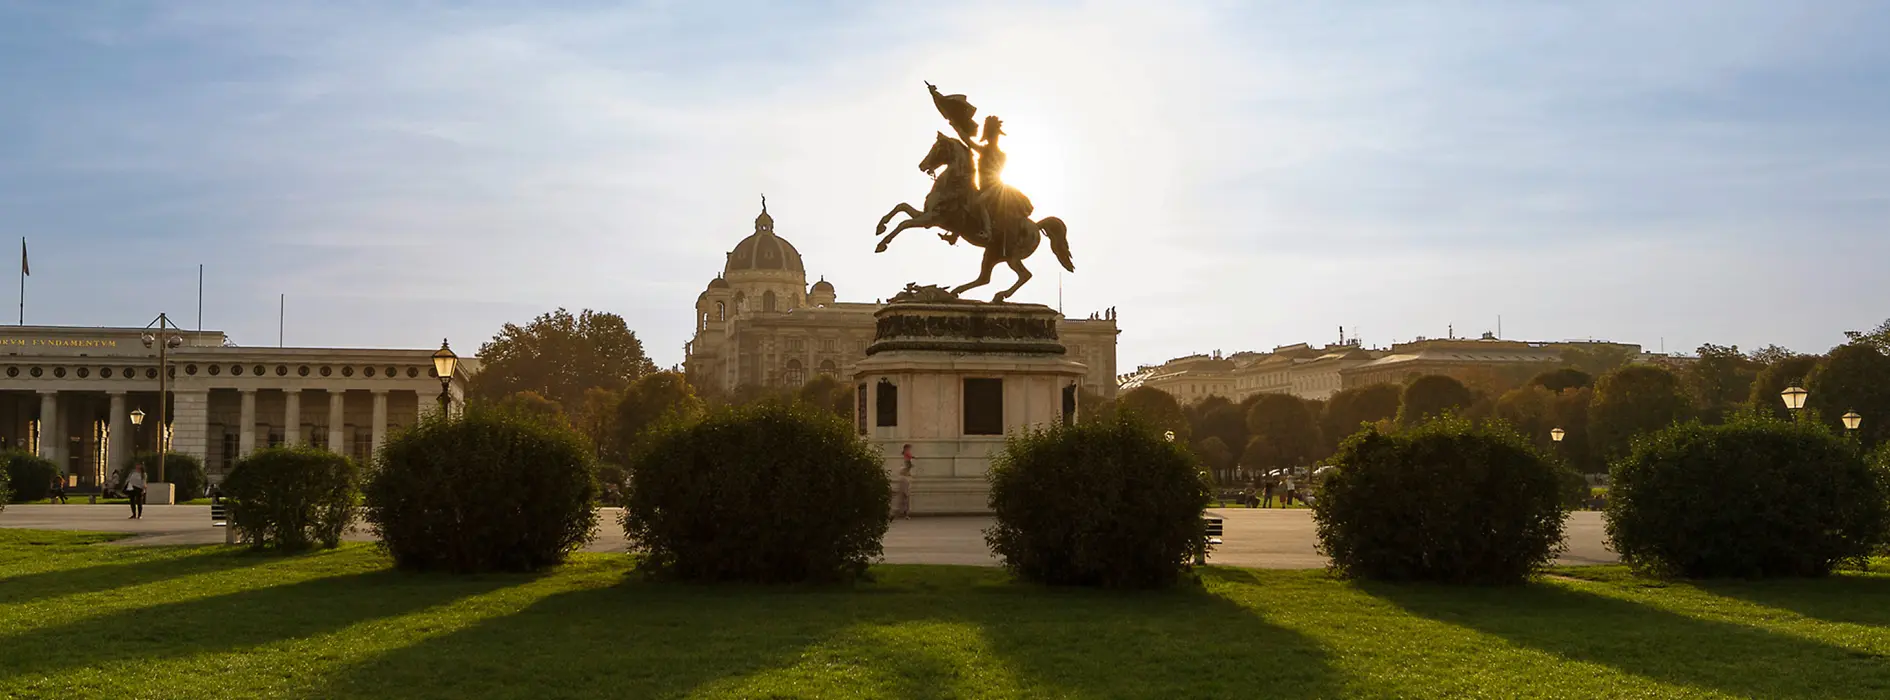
left=1121, top=335, right=1659, bottom=403
left=1, top=326, right=467, bottom=487
left=684, top=203, right=1119, bottom=396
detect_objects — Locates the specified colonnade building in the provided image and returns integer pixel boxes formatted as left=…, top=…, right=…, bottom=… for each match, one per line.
left=1, top=325, right=466, bottom=487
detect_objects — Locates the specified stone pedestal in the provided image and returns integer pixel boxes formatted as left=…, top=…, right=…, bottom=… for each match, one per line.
left=853, top=295, right=1088, bottom=515
left=146, top=482, right=176, bottom=506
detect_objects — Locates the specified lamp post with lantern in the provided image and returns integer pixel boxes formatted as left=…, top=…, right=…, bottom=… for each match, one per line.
left=1780, top=385, right=1809, bottom=422
left=431, top=340, right=459, bottom=415
left=1842, top=411, right=1862, bottom=439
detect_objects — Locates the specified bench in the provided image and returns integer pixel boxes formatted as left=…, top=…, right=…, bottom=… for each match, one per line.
left=210, top=503, right=230, bottom=526
left=1196, top=516, right=1225, bottom=565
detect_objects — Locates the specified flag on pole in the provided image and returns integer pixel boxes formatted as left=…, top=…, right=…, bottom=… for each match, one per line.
left=19, top=238, right=25, bottom=276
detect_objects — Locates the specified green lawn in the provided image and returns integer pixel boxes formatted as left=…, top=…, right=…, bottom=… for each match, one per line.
left=2, top=530, right=1888, bottom=699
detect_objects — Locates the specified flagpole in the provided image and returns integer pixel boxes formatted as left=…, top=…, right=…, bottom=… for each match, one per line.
left=17, top=237, right=24, bottom=326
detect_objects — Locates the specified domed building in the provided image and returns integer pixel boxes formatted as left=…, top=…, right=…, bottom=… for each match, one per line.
left=685, top=199, right=1120, bottom=397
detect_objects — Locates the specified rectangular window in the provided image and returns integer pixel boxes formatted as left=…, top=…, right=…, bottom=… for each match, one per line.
left=963, top=378, right=1004, bottom=435
left=856, top=384, right=868, bottom=435
left=1062, top=384, right=1078, bottom=426
left=876, top=379, right=898, bottom=428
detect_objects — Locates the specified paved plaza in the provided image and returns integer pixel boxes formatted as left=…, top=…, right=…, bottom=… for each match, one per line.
left=0, top=504, right=1617, bottom=569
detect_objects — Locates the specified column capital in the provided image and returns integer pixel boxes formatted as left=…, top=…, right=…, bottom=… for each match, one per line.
left=239, top=388, right=258, bottom=395
left=370, top=388, right=389, bottom=395
left=37, top=389, right=59, bottom=396
left=107, top=390, right=128, bottom=396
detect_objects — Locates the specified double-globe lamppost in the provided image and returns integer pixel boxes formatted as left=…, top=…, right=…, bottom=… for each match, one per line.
left=139, top=313, right=184, bottom=493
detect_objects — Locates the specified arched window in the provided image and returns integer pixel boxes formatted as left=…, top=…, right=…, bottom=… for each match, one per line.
left=783, top=359, right=805, bottom=386
left=763, top=291, right=777, bottom=313
left=818, top=359, right=838, bottom=376
left=716, top=301, right=726, bottom=321
left=734, top=292, right=746, bottom=311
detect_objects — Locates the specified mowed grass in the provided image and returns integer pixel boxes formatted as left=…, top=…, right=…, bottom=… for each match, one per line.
left=2, top=530, right=1889, bottom=699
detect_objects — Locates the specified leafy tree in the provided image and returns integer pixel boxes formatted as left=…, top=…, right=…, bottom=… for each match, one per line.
left=1589, top=365, right=1691, bottom=463
left=491, top=390, right=566, bottom=423
left=1075, top=387, right=1115, bottom=421
left=612, top=371, right=705, bottom=457
left=1397, top=375, right=1474, bottom=427
left=1117, top=387, right=1190, bottom=443
left=1320, top=384, right=1401, bottom=449
left=1683, top=343, right=1761, bottom=425
left=1188, top=397, right=1247, bottom=461
left=1243, top=394, right=1323, bottom=471
left=1193, top=436, right=1235, bottom=482
left=1748, top=354, right=1822, bottom=420
left=1747, top=344, right=1801, bottom=366
left=1806, top=342, right=1890, bottom=448
left=1845, top=318, right=1890, bottom=353
left=3, top=451, right=58, bottom=503
left=1530, top=368, right=1593, bottom=393
left=1495, top=385, right=1555, bottom=449
left=469, top=308, right=657, bottom=409
left=572, top=387, right=623, bottom=460
left=1559, top=344, right=1638, bottom=377
left=796, top=374, right=854, bottom=418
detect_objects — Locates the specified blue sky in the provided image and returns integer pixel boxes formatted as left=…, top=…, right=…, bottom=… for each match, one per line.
left=3, top=1, right=1886, bottom=370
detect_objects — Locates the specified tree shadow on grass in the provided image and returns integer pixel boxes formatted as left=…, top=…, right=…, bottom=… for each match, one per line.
left=305, top=579, right=871, bottom=700
left=0, top=566, right=529, bottom=688
left=306, top=565, right=1345, bottom=700
left=0, top=547, right=273, bottom=605
left=1696, top=571, right=1890, bottom=628
left=1363, top=579, right=1890, bottom=699
left=957, top=568, right=1343, bottom=698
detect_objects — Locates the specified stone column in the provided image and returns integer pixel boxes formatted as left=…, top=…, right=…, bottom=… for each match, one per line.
left=415, top=389, right=438, bottom=422
left=370, top=390, right=388, bottom=460
left=168, top=390, right=211, bottom=463
left=107, top=392, right=129, bottom=477
left=37, top=391, right=58, bottom=462
left=284, top=390, right=302, bottom=446
left=238, top=390, right=257, bottom=458
left=327, top=390, right=345, bottom=453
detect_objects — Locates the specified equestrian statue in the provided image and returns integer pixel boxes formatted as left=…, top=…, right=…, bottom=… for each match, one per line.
left=874, top=82, right=1073, bottom=303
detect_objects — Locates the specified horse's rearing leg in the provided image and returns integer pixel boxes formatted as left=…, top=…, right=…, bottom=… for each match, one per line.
left=992, top=258, right=1032, bottom=303
left=876, top=203, right=921, bottom=236
left=876, top=211, right=936, bottom=253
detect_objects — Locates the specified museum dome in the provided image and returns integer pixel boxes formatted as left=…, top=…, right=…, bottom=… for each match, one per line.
left=724, top=197, right=805, bottom=275
left=707, top=276, right=730, bottom=290
left=810, top=278, right=834, bottom=294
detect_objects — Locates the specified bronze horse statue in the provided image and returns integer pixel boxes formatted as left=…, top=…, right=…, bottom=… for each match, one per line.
left=874, top=132, right=1073, bottom=303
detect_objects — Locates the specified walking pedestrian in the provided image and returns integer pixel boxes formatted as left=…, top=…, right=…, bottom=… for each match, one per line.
left=1284, top=477, right=1298, bottom=507
left=894, top=444, right=915, bottom=519
left=49, top=474, right=67, bottom=504
left=125, top=464, right=148, bottom=519
left=1262, top=480, right=1276, bottom=508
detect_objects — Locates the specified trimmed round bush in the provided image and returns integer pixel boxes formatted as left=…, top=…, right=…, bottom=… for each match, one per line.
left=1314, top=417, right=1569, bottom=583
left=222, top=446, right=359, bottom=551
left=133, top=451, right=207, bottom=501
left=4, top=451, right=58, bottom=503
left=622, top=401, right=889, bottom=583
left=367, top=408, right=600, bottom=573
left=1607, top=419, right=1890, bottom=578
left=985, top=411, right=1211, bottom=589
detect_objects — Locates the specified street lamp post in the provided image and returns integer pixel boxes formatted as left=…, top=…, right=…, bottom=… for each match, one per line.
left=1550, top=427, right=1566, bottom=444
left=431, top=339, right=459, bottom=415
left=1780, top=385, right=1809, bottom=422
left=1842, top=411, right=1862, bottom=436
left=141, top=314, right=184, bottom=489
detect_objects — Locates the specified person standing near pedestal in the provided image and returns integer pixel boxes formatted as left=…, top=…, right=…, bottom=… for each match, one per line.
left=125, top=464, right=148, bottom=519
left=894, top=444, right=915, bottom=519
